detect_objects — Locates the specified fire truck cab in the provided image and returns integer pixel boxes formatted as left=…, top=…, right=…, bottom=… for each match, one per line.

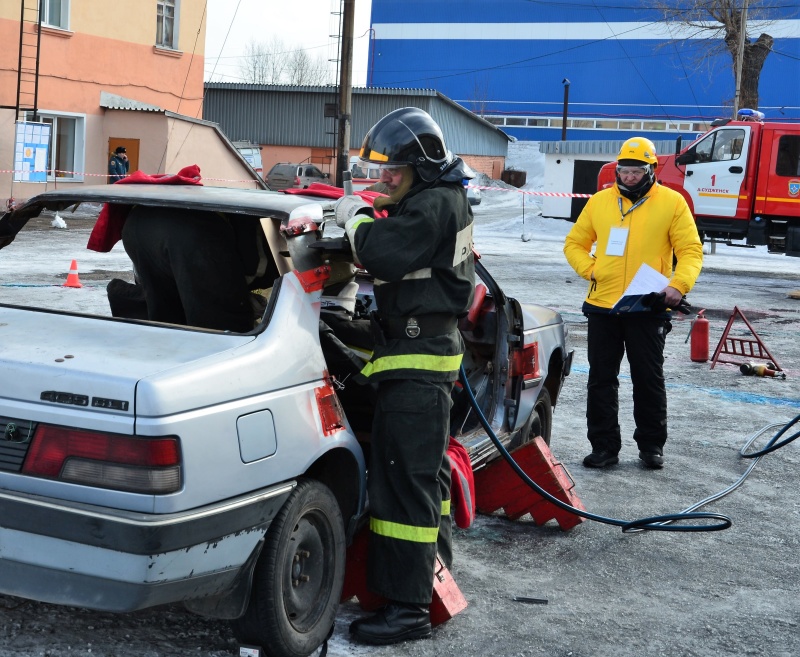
left=598, top=111, right=800, bottom=256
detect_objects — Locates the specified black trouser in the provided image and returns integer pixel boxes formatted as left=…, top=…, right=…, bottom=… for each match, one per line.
left=586, top=312, right=671, bottom=455
left=122, top=207, right=253, bottom=332
left=367, top=378, right=453, bottom=605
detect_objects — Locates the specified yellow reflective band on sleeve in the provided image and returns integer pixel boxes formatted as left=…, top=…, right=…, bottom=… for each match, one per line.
left=360, top=353, right=463, bottom=378
left=348, top=215, right=374, bottom=231
left=442, top=499, right=451, bottom=515
left=344, top=216, right=375, bottom=251
left=370, top=516, right=439, bottom=543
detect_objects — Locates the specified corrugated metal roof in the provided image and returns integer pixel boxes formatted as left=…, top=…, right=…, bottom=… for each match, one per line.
left=100, top=91, right=163, bottom=112
left=202, top=84, right=511, bottom=156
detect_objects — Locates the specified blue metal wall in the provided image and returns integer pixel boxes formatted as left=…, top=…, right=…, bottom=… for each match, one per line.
left=368, top=0, right=800, bottom=142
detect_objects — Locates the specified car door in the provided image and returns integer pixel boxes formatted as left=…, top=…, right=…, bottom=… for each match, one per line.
left=452, top=260, right=528, bottom=465
left=682, top=126, right=751, bottom=218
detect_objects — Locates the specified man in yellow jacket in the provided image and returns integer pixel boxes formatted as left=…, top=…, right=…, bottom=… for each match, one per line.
left=564, top=137, right=703, bottom=469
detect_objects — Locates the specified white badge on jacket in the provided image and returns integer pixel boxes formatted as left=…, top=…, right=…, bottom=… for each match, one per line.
left=606, top=227, right=628, bottom=256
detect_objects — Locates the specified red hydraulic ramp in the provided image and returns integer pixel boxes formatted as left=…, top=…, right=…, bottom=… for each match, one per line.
left=474, top=436, right=586, bottom=530
left=341, top=525, right=468, bottom=627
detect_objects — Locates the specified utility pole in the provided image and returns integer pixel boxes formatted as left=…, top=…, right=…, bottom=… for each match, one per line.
left=336, top=0, right=355, bottom=188
left=733, top=0, right=749, bottom=118
left=561, top=79, right=570, bottom=141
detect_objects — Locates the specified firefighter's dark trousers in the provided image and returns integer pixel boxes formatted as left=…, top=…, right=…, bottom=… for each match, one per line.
left=586, top=312, right=672, bottom=455
left=367, top=378, right=453, bottom=605
left=122, top=207, right=253, bottom=332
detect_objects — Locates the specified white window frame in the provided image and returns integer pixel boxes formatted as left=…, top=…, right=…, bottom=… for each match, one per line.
left=41, top=0, right=70, bottom=30
left=26, top=110, right=86, bottom=182
left=156, top=0, right=181, bottom=49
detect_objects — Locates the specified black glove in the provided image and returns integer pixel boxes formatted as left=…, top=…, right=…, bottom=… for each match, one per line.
left=641, top=292, right=691, bottom=314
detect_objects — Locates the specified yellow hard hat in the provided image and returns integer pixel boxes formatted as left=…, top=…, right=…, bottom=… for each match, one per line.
left=617, top=137, right=658, bottom=165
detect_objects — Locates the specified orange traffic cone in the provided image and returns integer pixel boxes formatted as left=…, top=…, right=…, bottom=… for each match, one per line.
left=63, top=259, right=82, bottom=288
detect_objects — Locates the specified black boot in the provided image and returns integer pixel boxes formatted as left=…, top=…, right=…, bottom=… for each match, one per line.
left=349, top=602, right=431, bottom=645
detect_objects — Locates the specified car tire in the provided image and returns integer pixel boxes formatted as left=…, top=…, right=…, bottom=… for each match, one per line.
left=524, top=387, right=553, bottom=446
left=231, top=479, right=346, bottom=657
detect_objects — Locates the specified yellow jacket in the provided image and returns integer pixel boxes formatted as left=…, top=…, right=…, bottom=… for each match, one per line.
left=563, top=182, right=703, bottom=310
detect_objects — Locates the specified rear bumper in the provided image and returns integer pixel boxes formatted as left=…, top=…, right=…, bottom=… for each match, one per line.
left=0, top=482, right=293, bottom=612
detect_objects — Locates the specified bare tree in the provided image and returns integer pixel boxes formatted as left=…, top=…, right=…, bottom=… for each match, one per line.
left=239, top=38, right=332, bottom=85
left=240, top=37, right=287, bottom=84
left=467, top=76, right=491, bottom=117
left=654, top=1, right=780, bottom=111
left=286, top=49, right=330, bottom=86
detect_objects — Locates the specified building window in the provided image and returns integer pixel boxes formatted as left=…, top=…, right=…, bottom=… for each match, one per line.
left=41, top=0, right=69, bottom=29
left=157, top=0, right=178, bottom=49
left=506, top=118, right=526, bottom=126
left=571, top=119, right=594, bottom=129
left=26, top=111, right=85, bottom=181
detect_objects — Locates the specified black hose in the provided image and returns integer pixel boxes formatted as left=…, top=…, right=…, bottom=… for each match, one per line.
left=459, top=364, right=734, bottom=532
left=741, top=414, right=800, bottom=458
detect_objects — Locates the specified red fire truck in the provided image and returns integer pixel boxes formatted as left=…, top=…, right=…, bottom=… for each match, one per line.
left=598, top=111, right=800, bottom=256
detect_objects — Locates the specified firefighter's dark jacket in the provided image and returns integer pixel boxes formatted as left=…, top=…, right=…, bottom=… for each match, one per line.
left=344, top=173, right=475, bottom=383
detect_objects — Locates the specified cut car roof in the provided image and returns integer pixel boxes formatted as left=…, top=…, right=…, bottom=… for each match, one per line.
left=2, top=184, right=336, bottom=239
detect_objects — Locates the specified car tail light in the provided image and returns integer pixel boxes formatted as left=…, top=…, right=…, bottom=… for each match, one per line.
left=294, top=176, right=301, bottom=187
left=315, top=377, right=346, bottom=436
left=22, top=425, right=181, bottom=494
left=509, top=341, right=540, bottom=381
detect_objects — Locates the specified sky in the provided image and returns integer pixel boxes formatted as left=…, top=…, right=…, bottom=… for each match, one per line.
left=204, top=0, right=374, bottom=86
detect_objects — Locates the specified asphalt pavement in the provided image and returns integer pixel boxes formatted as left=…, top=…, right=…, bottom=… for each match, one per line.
left=0, top=202, right=798, bottom=657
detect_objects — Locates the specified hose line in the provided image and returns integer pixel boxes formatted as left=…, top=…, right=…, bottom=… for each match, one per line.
left=458, top=366, right=800, bottom=533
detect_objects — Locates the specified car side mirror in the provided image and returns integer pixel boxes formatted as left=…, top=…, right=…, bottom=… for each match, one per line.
left=675, top=151, right=694, bottom=165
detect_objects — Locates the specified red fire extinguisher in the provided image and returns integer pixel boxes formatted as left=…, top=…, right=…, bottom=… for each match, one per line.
left=688, top=309, right=709, bottom=362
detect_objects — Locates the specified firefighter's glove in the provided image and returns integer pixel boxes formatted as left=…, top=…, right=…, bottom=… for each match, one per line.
left=334, top=196, right=373, bottom=228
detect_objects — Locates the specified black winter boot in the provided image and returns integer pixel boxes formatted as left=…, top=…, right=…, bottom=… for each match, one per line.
left=349, top=602, right=431, bottom=645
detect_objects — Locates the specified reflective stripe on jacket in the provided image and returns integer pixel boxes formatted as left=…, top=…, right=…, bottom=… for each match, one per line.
left=563, top=182, right=703, bottom=310
left=345, top=179, right=475, bottom=382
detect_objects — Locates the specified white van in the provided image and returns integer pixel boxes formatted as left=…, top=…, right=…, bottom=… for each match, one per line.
left=350, top=156, right=382, bottom=191
left=233, top=141, right=263, bottom=178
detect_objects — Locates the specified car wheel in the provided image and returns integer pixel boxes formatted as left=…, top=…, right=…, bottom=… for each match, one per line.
left=231, top=479, right=345, bottom=657
left=524, top=387, right=553, bottom=446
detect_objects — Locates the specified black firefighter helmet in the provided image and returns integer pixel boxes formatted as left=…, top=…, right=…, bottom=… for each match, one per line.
left=358, top=107, right=454, bottom=182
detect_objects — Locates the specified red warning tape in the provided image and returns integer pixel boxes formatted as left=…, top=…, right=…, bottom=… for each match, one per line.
left=2, top=170, right=594, bottom=197
left=1, top=169, right=262, bottom=184
left=468, top=184, right=592, bottom=198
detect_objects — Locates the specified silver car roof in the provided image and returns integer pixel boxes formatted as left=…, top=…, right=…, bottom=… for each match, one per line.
left=3, top=184, right=335, bottom=235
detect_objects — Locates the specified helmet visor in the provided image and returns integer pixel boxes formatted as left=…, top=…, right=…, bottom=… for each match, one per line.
left=357, top=159, right=408, bottom=173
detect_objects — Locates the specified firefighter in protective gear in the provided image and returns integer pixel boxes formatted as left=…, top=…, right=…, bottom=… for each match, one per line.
left=563, top=136, right=702, bottom=470
left=335, top=107, right=475, bottom=645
